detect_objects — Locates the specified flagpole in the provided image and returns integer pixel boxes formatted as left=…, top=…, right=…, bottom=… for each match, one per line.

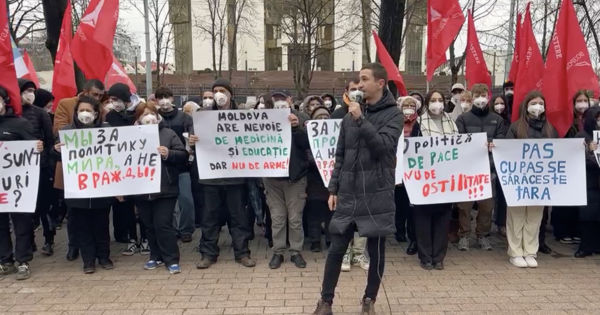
left=504, top=0, right=516, bottom=81
left=144, top=0, right=152, bottom=98
left=426, top=80, right=429, bottom=93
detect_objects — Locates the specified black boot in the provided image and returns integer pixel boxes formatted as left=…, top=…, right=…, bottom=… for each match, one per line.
left=66, top=247, right=79, bottom=261
left=406, top=241, right=418, bottom=255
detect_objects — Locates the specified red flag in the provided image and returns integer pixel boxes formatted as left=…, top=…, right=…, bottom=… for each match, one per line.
left=426, top=0, right=465, bottom=81
left=464, top=10, right=491, bottom=92
left=71, top=0, right=119, bottom=80
left=511, top=3, right=544, bottom=122
left=543, top=0, right=600, bottom=137
left=0, top=1, right=22, bottom=115
left=21, top=50, right=40, bottom=88
left=105, top=55, right=137, bottom=94
left=372, top=31, right=408, bottom=96
left=507, top=13, right=522, bottom=83
left=52, top=0, right=78, bottom=112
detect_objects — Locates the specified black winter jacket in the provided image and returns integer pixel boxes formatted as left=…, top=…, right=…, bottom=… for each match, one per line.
left=282, top=109, right=310, bottom=182
left=576, top=107, right=600, bottom=221
left=135, top=122, right=188, bottom=201
left=456, top=106, right=507, bottom=171
left=0, top=109, right=35, bottom=141
left=158, top=109, right=193, bottom=146
left=21, top=104, right=54, bottom=168
left=105, top=109, right=135, bottom=127
left=505, top=116, right=558, bottom=139
left=328, top=89, right=404, bottom=237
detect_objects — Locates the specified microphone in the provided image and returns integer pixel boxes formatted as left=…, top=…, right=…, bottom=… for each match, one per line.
left=349, top=91, right=364, bottom=104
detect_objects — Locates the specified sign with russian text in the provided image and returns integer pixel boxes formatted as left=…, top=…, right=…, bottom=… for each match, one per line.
left=307, top=119, right=341, bottom=187
left=594, top=131, right=600, bottom=167
left=0, top=141, right=40, bottom=213
left=59, top=125, right=161, bottom=198
left=403, top=133, right=492, bottom=205
left=193, top=109, right=292, bottom=179
left=492, top=138, right=586, bottom=206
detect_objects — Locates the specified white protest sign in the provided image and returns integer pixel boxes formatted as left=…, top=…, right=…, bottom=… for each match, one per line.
left=492, top=138, right=586, bottom=206
left=193, top=109, right=292, bottom=179
left=59, top=125, right=161, bottom=199
left=307, top=119, right=341, bottom=187
left=594, top=131, right=600, bottom=167
left=0, top=141, right=40, bottom=213
left=395, top=133, right=405, bottom=185
left=403, top=133, right=492, bottom=205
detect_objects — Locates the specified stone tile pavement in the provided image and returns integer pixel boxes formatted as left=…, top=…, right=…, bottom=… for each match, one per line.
left=1, top=224, right=599, bottom=315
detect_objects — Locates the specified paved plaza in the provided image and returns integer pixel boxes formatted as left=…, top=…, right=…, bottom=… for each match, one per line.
left=1, top=225, right=599, bottom=315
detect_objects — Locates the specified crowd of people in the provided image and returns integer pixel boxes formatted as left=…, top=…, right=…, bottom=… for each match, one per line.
left=0, top=61, right=599, bottom=314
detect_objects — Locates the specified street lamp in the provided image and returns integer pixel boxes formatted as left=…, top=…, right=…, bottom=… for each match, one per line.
left=352, top=51, right=355, bottom=72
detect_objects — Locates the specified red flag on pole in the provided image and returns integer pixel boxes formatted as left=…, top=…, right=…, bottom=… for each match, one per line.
left=21, top=50, right=40, bottom=88
left=507, top=13, right=522, bottom=83
left=372, top=31, right=408, bottom=96
left=543, top=0, right=600, bottom=137
left=0, top=1, right=22, bottom=115
left=105, top=55, right=137, bottom=94
left=511, top=3, right=544, bottom=122
left=52, top=0, right=78, bottom=112
left=426, top=0, right=465, bottom=81
left=464, top=10, right=491, bottom=92
left=71, top=0, right=119, bottom=80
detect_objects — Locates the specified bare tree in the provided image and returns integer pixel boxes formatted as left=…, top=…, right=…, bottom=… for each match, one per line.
left=226, top=0, right=257, bottom=78
left=8, top=0, right=46, bottom=45
left=574, top=1, right=600, bottom=68
left=194, top=0, right=227, bottom=78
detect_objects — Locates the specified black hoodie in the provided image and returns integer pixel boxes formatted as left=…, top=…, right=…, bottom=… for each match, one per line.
left=0, top=107, right=36, bottom=141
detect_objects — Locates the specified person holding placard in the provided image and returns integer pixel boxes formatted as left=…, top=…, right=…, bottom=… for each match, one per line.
left=193, top=78, right=256, bottom=269
left=265, top=90, right=311, bottom=270
left=574, top=106, right=600, bottom=258
left=132, top=103, right=188, bottom=274
left=504, top=91, right=558, bottom=268
left=455, top=84, right=507, bottom=252
left=313, top=63, right=403, bottom=315
left=394, top=96, right=419, bottom=256
left=55, top=96, right=116, bottom=274
left=0, top=85, right=43, bottom=280
left=491, top=94, right=510, bottom=236
left=411, top=90, right=457, bottom=271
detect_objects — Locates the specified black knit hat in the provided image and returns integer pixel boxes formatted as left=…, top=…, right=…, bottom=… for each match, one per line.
left=108, top=83, right=132, bottom=103
left=33, top=89, right=54, bottom=108
left=212, top=78, right=233, bottom=95
left=17, top=78, right=36, bottom=93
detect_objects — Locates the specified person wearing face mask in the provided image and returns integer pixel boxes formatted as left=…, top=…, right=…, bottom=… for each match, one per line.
left=303, top=95, right=324, bottom=116
left=490, top=94, right=510, bottom=236
left=153, top=87, right=195, bottom=244
left=132, top=103, right=188, bottom=274
left=454, top=84, right=507, bottom=252
left=191, top=78, right=256, bottom=269
left=573, top=106, right=600, bottom=258
left=264, top=90, right=311, bottom=269
left=320, top=93, right=337, bottom=112
left=17, top=79, right=56, bottom=257
left=33, top=89, right=55, bottom=115
left=313, top=63, right=403, bottom=315
left=504, top=91, right=558, bottom=268
left=446, top=83, right=465, bottom=114
left=0, top=85, right=44, bottom=281
left=394, top=97, right=419, bottom=256
left=552, top=90, right=591, bottom=246
left=105, top=83, right=136, bottom=127
left=54, top=96, right=116, bottom=274
left=201, top=91, right=215, bottom=110
left=411, top=90, right=457, bottom=271
left=449, top=90, right=473, bottom=121
left=503, top=81, right=515, bottom=119
left=332, top=79, right=361, bottom=119
left=53, top=79, right=105, bottom=135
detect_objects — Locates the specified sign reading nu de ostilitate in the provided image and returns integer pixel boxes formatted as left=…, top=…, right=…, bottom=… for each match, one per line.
left=193, top=109, right=292, bottom=179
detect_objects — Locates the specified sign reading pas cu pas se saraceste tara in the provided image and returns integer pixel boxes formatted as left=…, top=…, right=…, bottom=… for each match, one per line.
left=0, top=141, right=40, bottom=213
left=492, top=138, right=586, bottom=206
left=59, top=125, right=162, bottom=199
left=402, top=133, right=492, bottom=205
left=193, top=109, right=292, bottom=179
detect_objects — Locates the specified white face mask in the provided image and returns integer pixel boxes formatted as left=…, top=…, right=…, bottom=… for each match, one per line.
left=202, top=98, right=214, bottom=108
left=403, top=108, right=416, bottom=116
left=575, top=101, right=589, bottom=114
left=257, top=103, right=265, bottom=109
left=473, top=96, right=488, bottom=109
left=214, top=92, right=228, bottom=108
left=22, top=91, right=35, bottom=105
left=112, top=100, right=126, bottom=112
left=158, top=98, right=173, bottom=111
left=274, top=100, right=289, bottom=109
left=460, top=102, right=472, bottom=112
left=505, top=89, right=514, bottom=96
left=451, top=94, right=461, bottom=105
left=429, top=101, right=444, bottom=115
left=77, top=111, right=96, bottom=125
left=494, top=104, right=505, bottom=114
left=140, top=114, right=158, bottom=125
left=324, top=100, right=333, bottom=107
left=349, top=90, right=364, bottom=103
left=527, top=103, right=545, bottom=118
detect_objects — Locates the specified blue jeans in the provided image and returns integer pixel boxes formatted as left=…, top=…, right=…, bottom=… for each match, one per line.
left=174, top=172, right=195, bottom=236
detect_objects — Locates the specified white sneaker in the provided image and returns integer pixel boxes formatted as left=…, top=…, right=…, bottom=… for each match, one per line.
left=341, top=254, right=351, bottom=272
left=524, top=255, right=538, bottom=268
left=509, top=256, right=528, bottom=268
left=478, top=237, right=492, bottom=251
left=457, top=237, right=469, bottom=251
left=353, top=254, right=370, bottom=271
